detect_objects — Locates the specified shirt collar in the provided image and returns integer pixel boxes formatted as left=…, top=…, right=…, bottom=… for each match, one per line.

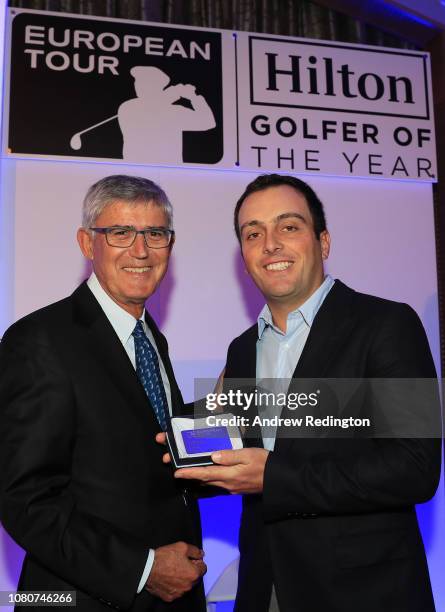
left=257, top=275, right=335, bottom=339
left=87, top=272, right=144, bottom=345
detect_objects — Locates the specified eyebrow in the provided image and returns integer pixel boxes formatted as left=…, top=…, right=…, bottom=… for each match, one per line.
left=240, top=212, right=307, bottom=233
left=106, top=224, right=169, bottom=230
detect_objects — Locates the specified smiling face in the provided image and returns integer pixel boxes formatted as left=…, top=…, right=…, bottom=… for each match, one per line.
left=77, top=200, right=172, bottom=319
left=239, top=185, right=330, bottom=314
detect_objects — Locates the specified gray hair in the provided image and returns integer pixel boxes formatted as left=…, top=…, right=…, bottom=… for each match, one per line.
left=82, top=175, right=173, bottom=228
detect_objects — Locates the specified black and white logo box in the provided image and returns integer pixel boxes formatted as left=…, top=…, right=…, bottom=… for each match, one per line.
left=3, top=8, right=437, bottom=181
left=4, top=8, right=234, bottom=168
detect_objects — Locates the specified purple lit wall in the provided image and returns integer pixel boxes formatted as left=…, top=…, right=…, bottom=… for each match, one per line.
left=0, top=1, right=23, bottom=607
left=0, top=0, right=12, bottom=336
left=0, top=163, right=443, bottom=611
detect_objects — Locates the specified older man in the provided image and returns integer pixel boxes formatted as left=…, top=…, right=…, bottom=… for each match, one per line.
left=174, top=174, right=440, bottom=612
left=0, top=175, right=206, bottom=612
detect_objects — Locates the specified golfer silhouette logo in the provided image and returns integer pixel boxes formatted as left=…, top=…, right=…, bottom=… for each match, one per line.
left=70, top=66, right=216, bottom=164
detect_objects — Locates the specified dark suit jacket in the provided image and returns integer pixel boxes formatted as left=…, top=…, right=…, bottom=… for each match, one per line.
left=0, top=282, right=206, bottom=612
left=224, top=280, right=441, bottom=612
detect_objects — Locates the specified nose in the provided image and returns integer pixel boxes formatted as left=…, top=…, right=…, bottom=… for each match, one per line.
left=263, top=228, right=282, bottom=254
left=129, top=231, right=149, bottom=258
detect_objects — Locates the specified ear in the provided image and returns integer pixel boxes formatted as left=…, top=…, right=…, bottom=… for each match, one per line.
left=77, top=228, right=94, bottom=260
left=320, top=230, right=331, bottom=260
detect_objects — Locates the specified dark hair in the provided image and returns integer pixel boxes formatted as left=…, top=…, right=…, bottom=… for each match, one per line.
left=234, top=174, right=327, bottom=242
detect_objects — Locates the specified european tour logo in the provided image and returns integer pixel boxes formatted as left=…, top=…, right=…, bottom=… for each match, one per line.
left=7, top=10, right=224, bottom=165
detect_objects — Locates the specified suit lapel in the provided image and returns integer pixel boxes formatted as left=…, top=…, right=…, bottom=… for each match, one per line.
left=237, top=325, right=258, bottom=380
left=240, top=281, right=357, bottom=382
left=231, top=325, right=264, bottom=447
left=293, top=280, right=356, bottom=379
left=144, top=310, right=184, bottom=417
left=274, top=281, right=357, bottom=451
left=72, top=282, right=161, bottom=432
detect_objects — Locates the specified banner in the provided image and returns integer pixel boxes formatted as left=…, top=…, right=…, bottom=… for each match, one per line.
left=3, top=8, right=437, bottom=181
left=237, top=35, right=436, bottom=181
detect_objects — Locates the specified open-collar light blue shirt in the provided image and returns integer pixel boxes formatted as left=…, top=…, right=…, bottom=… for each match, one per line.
left=256, top=275, right=335, bottom=450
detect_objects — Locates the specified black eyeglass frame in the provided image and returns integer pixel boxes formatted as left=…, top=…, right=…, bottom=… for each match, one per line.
left=90, top=226, right=175, bottom=249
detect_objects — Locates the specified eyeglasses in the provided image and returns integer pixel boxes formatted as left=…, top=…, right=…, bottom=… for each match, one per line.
left=90, top=226, right=175, bottom=249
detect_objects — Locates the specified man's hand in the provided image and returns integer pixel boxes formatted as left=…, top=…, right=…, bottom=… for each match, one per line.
left=155, top=432, right=171, bottom=464
left=145, top=541, right=206, bottom=603
left=174, top=448, right=270, bottom=494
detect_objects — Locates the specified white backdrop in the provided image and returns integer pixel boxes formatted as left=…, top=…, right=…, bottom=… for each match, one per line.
left=0, top=158, right=443, bottom=609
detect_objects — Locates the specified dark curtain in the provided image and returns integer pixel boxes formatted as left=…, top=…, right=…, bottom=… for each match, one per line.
left=7, top=0, right=416, bottom=49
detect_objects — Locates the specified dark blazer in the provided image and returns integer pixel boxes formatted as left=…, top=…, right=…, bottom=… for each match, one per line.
left=0, top=282, right=206, bottom=612
left=225, top=280, right=441, bottom=612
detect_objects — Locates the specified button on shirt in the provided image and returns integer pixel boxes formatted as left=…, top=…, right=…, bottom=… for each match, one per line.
left=87, top=272, right=172, bottom=592
left=256, top=275, right=335, bottom=450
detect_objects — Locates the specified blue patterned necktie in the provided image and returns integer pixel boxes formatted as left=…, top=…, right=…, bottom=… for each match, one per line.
left=132, top=320, right=168, bottom=431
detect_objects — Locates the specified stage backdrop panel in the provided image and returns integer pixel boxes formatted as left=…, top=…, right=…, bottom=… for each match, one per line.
left=2, top=7, right=437, bottom=181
